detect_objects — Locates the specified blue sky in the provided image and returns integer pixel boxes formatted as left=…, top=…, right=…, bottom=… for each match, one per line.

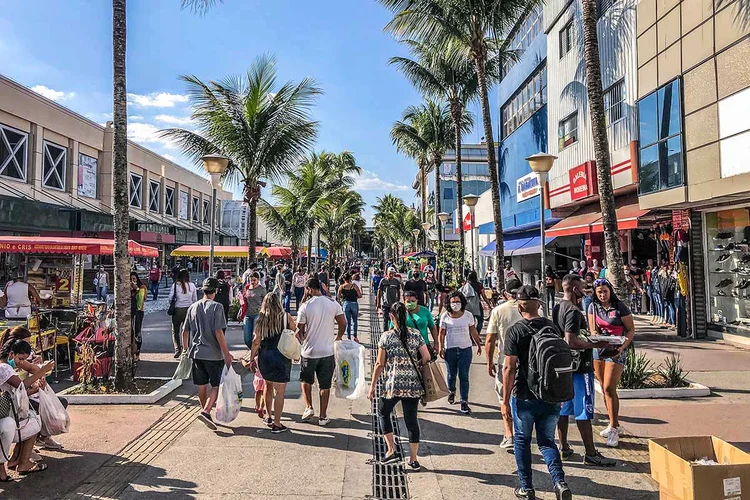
left=0, top=0, right=486, bottom=222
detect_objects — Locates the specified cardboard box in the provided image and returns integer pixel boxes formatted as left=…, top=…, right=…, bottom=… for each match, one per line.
left=649, top=436, right=750, bottom=499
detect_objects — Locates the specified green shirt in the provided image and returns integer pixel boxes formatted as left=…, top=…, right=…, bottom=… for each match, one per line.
left=390, top=305, right=435, bottom=345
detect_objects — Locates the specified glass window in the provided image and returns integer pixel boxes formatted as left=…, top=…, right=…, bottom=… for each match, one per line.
left=443, top=188, right=454, bottom=200
left=42, top=141, right=66, bottom=191
left=661, top=135, right=683, bottom=189
left=149, top=180, right=160, bottom=213
left=0, top=124, right=28, bottom=181
left=558, top=112, right=578, bottom=150
left=559, top=20, right=574, bottom=58
left=604, top=79, right=625, bottom=126
left=501, top=64, right=547, bottom=138
left=129, top=173, right=143, bottom=208
left=658, top=80, right=681, bottom=140
left=192, top=196, right=200, bottom=222
left=638, top=92, right=659, bottom=147
left=638, top=144, right=659, bottom=194
left=598, top=0, right=615, bottom=17
left=165, top=186, right=175, bottom=216
left=503, top=6, right=543, bottom=75
left=203, top=199, right=210, bottom=224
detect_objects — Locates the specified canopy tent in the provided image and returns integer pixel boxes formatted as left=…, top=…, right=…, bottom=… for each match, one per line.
left=170, top=245, right=270, bottom=258
left=412, top=250, right=436, bottom=258
left=265, top=246, right=292, bottom=259
left=300, top=248, right=329, bottom=259
left=0, top=236, right=158, bottom=257
left=401, top=251, right=418, bottom=259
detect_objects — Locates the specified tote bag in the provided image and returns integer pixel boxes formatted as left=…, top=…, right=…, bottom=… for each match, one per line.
left=277, top=314, right=301, bottom=361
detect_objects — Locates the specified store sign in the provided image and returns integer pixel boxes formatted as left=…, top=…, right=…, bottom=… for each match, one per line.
left=179, top=191, right=189, bottom=220
left=569, top=162, right=597, bottom=201
left=516, top=172, right=540, bottom=201
left=78, top=154, right=97, bottom=198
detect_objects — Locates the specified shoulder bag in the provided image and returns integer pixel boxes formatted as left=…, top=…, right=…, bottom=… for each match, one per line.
left=397, top=330, right=449, bottom=404
left=167, top=283, right=177, bottom=316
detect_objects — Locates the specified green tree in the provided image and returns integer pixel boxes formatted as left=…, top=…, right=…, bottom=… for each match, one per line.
left=372, top=194, right=421, bottom=260
left=161, top=55, right=322, bottom=264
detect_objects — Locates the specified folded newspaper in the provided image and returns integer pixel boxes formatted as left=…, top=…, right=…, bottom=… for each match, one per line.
left=588, top=335, right=626, bottom=345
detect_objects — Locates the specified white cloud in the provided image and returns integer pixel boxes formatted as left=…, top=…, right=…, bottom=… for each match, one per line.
left=354, top=170, right=411, bottom=192
left=130, top=115, right=144, bottom=121
left=127, top=122, right=177, bottom=150
left=154, top=114, right=194, bottom=126
left=127, top=92, right=189, bottom=108
left=31, top=85, right=75, bottom=102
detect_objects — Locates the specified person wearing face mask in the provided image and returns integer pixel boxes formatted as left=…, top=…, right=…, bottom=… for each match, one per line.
left=376, top=267, right=403, bottom=333
left=390, top=291, right=438, bottom=354
left=439, top=291, right=482, bottom=414
left=424, top=269, right=437, bottom=311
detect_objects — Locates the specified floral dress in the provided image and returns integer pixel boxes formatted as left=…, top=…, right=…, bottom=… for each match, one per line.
left=378, top=327, right=425, bottom=399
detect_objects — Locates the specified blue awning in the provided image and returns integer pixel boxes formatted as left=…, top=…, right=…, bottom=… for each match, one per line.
left=513, top=235, right=557, bottom=256
left=479, top=234, right=557, bottom=257
left=479, top=217, right=561, bottom=235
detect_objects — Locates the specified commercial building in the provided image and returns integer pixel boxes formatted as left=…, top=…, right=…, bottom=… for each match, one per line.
left=634, top=0, right=750, bottom=342
left=0, top=74, right=236, bottom=268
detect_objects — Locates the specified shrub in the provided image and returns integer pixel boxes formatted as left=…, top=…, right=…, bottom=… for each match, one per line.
left=618, top=346, right=657, bottom=389
left=658, top=353, right=690, bottom=388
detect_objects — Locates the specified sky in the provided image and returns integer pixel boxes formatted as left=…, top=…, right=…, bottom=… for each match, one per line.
left=0, top=0, right=486, bottom=223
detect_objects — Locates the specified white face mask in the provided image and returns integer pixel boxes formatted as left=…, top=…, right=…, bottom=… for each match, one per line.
left=450, top=302, right=462, bottom=312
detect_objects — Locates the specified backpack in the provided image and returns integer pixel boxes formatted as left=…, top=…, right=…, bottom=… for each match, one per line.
left=523, top=319, right=575, bottom=403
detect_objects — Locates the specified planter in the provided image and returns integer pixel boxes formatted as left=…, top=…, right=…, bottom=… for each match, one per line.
left=594, top=379, right=711, bottom=399
left=60, top=377, right=182, bottom=404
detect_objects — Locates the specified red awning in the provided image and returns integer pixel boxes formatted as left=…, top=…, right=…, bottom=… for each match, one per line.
left=546, top=201, right=650, bottom=238
left=265, top=246, right=292, bottom=259
left=590, top=203, right=650, bottom=233
left=0, top=236, right=158, bottom=258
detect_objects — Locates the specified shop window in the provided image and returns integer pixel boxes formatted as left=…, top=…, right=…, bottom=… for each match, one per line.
left=129, top=173, right=143, bottom=208
left=203, top=199, right=210, bottom=224
left=637, top=78, right=684, bottom=194
left=604, top=79, right=625, bottom=126
left=149, top=180, right=160, bottom=213
left=559, top=20, right=574, bottom=58
left=165, top=186, right=175, bottom=216
left=192, top=196, right=200, bottom=222
left=502, top=65, right=547, bottom=138
left=42, top=141, right=67, bottom=191
left=558, top=112, right=578, bottom=150
left=0, top=124, right=28, bottom=181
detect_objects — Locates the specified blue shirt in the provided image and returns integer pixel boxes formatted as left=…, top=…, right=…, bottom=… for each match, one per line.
left=372, top=275, right=383, bottom=293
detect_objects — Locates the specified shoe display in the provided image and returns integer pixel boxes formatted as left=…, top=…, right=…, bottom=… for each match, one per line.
left=714, top=231, right=734, bottom=240
left=717, top=254, right=732, bottom=263
left=718, top=290, right=728, bottom=296
left=554, top=481, right=573, bottom=500
left=726, top=242, right=737, bottom=252
left=716, top=278, right=734, bottom=288
left=742, top=254, right=750, bottom=264
left=584, top=451, right=617, bottom=467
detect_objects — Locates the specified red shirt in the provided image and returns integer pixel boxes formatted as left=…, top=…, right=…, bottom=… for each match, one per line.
left=149, top=268, right=161, bottom=282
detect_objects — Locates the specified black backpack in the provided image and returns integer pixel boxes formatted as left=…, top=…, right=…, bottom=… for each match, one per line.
left=523, top=319, right=575, bottom=403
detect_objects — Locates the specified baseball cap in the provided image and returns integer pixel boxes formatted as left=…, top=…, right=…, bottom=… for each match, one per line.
left=202, top=277, right=220, bottom=292
left=387, top=267, right=396, bottom=273
left=505, top=278, right=522, bottom=294
left=516, top=284, right=541, bottom=301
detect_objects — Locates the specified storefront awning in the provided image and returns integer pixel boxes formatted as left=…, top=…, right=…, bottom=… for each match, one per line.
left=513, top=235, right=557, bottom=256
left=545, top=209, right=603, bottom=238
left=480, top=235, right=558, bottom=257
left=171, top=245, right=270, bottom=258
left=479, top=235, right=532, bottom=257
left=589, top=203, right=650, bottom=233
left=0, top=236, right=158, bottom=257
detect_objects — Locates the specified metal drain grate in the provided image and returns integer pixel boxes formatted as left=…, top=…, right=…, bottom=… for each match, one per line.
left=369, top=295, right=409, bottom=499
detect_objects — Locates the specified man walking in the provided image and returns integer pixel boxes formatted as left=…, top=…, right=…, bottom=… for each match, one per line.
left=403, top=269, right=428, bottom=307
left=554, top=274, right=616, bottom=467
left=375, top=267, right=402, bottom=333
left=149, top=264, right=161, bottom=301
left=181, top=277, right=233, bottom=429
left=297, top=278, right=346, bottom=426
left=502, top=285, right=572, bottom=500
left=283, top=264, right=293, bottom=313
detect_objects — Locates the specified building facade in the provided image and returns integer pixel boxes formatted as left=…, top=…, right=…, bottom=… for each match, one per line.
left=0, top=74, right=236, bottom=265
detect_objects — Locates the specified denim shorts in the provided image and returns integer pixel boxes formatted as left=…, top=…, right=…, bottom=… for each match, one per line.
left=593, top=347, right=627, bottom=365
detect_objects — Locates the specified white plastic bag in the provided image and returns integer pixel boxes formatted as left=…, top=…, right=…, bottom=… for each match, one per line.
left=277, top=329, right=301, bottom=361
left=38, top=385, right=70, bottom=435
left=215, top=365, right=243, bottom=423
left=14, top=384, right=29, bottom=420
left=172, top=353, right=192, bottom=380
left=333, top=339, right=366, bottom=400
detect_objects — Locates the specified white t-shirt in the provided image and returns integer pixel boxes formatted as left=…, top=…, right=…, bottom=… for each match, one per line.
left=296, top=295, right=344, bottom=359
left=486, top=299, right=522, bottom=362
left=168, top=282, right=198, bottom=308
left=439, top=310, right=475, bottom=350
left=0, top=363, right=16, bottom=392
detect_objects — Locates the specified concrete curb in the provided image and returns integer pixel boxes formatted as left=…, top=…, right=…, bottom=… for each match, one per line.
left=595, top=379, right=711, bottom=399
left=61, top=377, right=182, bottom=404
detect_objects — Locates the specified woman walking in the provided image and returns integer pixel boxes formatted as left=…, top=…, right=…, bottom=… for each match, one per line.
left=425, top=269, right=437, bottom=311
left=338, top=274, right=362, bottom=342
left=94, top=265, right=109, bottom=302
left=544, top=265, right=557, bottom=312
left=249, top=293, right=295, bottom=434
left=587, top=279, right=635, bottom=448
left=292, top=267, right=308, bottom=311
left=369, top=302, right=431, bottom=469
left=130, top=272, right=147, bottom=358
left=462, top=271, right=492, bottom=334
left=168, top=269, right=197, bottom=358
left=439, top=291, right=482, bottom=414
left=242, top=273, right=267, bottom=349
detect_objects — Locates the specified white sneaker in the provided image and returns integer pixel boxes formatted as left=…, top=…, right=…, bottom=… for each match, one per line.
left=606, top=428, right=620, bottom=447
left=599, top=425, right=624, bottom=437
left=500, top=436, right=514, bottom=449
left=318, top=417, right=331, bottom=426
left=301, top=407, right=315, bottom=421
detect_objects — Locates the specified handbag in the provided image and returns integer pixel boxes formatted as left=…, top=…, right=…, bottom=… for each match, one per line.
left=167, top=283, right=177, bottom=316
left=398, top=331, right=449, bottom=404
left=277, top=313, right=301, bottom=361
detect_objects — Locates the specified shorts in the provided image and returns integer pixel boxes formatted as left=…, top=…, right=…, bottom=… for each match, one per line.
left=561, top=373, right=595, bottom=420
left=192, top=358, right=224, bottom=387
left=593, top=347, right=628, bottom=365
left=299, top=355, right=335, bottom=390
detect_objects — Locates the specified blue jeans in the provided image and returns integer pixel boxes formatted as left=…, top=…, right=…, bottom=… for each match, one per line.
left=294, top=286, right=304, bottom=311
left=652, top=288, right=663, bottom=319
left=96, top=285, right=108, bottom=301
left=444, top=346, right=472, bottom=402
left=283, top=289, right=292, bottom=313
left=343, top=301, right=359, bottom=339
left=665, top=297, right=675, bottom=325
left=243, top=314, right=258, bottom=349
left=511, top=397, right=566, bottom=491
left=149, top=281, right=159, bottom=301
left=582, top=296, right=593, bottom=325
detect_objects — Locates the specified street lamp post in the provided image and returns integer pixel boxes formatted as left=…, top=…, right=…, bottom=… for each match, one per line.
left=437, top=212, right=450, bottom=281
left=201, top=154, right=230, bottom=275
left=526, top=152, right=557, bottom=316
left=412, top=228, right=421, bottom=253
left=462, top=194, right=480, bottom=272
left=421, top=222, right=432, bottom=251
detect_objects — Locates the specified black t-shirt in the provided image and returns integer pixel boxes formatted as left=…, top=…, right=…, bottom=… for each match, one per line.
left=553, top=299, right=594, bottom=374
left=379, top=278, right=402, bottom=309
left=318, top=272, right=329, bottom=287
left=404, top=279, right=427, bottom=306
left=283, top=270, right=293, bottom=288
left=504, top=317, right=557, bottom=400
left=214, top=280, right=231, bottom=315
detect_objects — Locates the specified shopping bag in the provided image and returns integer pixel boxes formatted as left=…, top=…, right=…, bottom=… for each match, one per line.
left=38, top=385, right=70, bottom=435
left=333, top=339, right=366, bottom=400
left=277, top=329, right=301, bottom=361
left=172, top=353, right=192, bottom=380
left=14, top=384, right=29, bottom=420
left=421, top=361, right=450, bottom=403
left=215, top=365, right=243, bottom=423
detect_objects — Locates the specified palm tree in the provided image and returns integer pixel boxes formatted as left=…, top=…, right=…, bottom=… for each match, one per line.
left=372, top=194, right=420, bottom=259
left=390, top=111, right=430, bottom=226
left=319, top=191, right=367, bottom=263
left=161, top=55, right=322, bottom=264
left=581, top=0, right=627, bottom=296
left=381, top=0, right=529, bottom=284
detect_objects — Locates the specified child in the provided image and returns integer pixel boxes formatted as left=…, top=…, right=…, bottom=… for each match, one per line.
left=253, top=366, right=266, bottom=419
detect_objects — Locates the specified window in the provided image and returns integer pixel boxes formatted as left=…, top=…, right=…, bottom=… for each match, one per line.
left=502, top=65, right=547, bottom=138
left=598, top=0, right=615, bottom=17
left=192, top=196, right=200, bottom=222
left=443, top=188, right=454, bottom=200
left=149, top=180, right=160, bottom=213
left=0, top=124, right=28, bottom=181
left=558, top=112, right=579, bottom=150
left=604, top=80, right=626, bottom=126
left=78, top=154, right=97, bottom=198
left=203, top=199, right=210, bottom=224
left=559, top=20, right=574, bottom=58
left=129, top=173, right=143, bottom=208
left=637, top=79, right=684, bottom=194
left=502, top=6, right=543, bottom=74
left=42, top=141, right=66, bottom=190
left=165, top=186, right=175, bottom=216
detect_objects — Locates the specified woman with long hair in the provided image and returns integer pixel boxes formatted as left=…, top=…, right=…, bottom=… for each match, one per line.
left=249, top=293, right=296, bottom=434
left=291, top=267, right=308, bottom=311
left=369, top=302, right=430, bottom=469
left=337, top=273, right=362, bottom=342
left=463, top=271, right=492, bottom=334
left=168, top=269, right=197, bottom=358
left=587, top=279, right=635, bottom=448
left=130, top=272, right=147, bottom=358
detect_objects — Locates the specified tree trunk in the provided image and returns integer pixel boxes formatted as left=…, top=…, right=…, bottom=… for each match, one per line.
left=473, top=53, right=505, bottom=288
left=451, top=102, right=466, bottom=279
left=246, top=196, right=258, bottom=263
left=315, top=228, right=321, bottom=272
left=582, top=0, right=626, bottom=298
left=307, top=226, right=314, bottom=270
left=112, top=0, right=134, bottom=390
left=420, top=163, right=427, bottom=225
